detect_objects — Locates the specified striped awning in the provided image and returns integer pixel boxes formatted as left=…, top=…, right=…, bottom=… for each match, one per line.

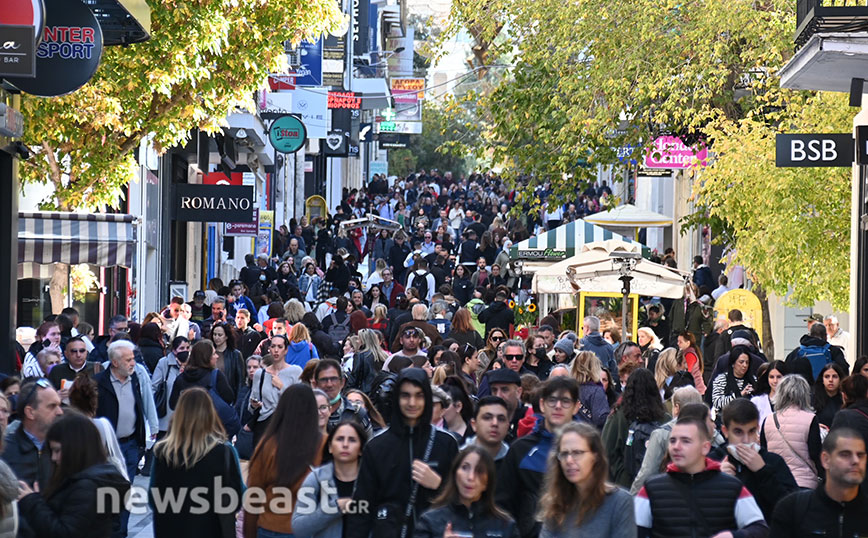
left=18, top=212, right=137, bottom=269
left=510, top=219, right=647, bottom=260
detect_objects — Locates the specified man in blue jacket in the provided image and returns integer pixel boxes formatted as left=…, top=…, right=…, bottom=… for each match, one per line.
left=579, top=315, right=619, bottom=388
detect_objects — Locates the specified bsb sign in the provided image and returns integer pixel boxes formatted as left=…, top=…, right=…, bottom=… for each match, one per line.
left=174, top=184, right=255, bottom=222
left=775, top=134, right=854, bottom=167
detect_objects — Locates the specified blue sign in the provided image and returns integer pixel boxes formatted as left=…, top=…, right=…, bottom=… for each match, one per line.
left=294, top=38, right=322, bottom=87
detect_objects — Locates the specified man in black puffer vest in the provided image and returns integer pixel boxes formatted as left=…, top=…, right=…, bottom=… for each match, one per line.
left=635, top=416, right=768, bottom=538
left=347, top=368, right=459, bottom=538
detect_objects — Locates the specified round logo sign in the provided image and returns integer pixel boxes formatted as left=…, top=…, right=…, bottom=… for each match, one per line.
left=269, top=115, right=306, bottom=154
left=4, top=0, right=103, bottom=97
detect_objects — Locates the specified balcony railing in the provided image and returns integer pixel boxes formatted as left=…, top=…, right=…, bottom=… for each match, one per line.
left=796, top=0, right=868, bottom=48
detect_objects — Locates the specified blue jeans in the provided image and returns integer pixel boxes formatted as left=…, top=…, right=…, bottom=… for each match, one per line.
left=257, top=529, right=294, bottom=538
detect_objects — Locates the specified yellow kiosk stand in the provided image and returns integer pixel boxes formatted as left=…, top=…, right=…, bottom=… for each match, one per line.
left=305, top=196, right=328, bottom=221
left=578, top=291, right=640, bottom=341
left=714, top=289, right=764, bottom=345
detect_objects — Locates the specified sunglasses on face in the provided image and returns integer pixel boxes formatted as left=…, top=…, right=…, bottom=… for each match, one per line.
left=505, top=354, right=523, bottom=362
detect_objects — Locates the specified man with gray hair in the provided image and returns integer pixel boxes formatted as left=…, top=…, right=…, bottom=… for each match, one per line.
left=823, top=315, right=851, bottom=362
left=390, top=302, right=443, bottom=351
left=96, top=339, right=147, bottom=537
left=580, top=315, right=619, bottom=389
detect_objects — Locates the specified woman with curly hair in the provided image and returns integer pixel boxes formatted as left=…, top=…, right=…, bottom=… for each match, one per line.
left=538, top=423, right=635, bottom=537
left=601, top=368, right=669, bottom=487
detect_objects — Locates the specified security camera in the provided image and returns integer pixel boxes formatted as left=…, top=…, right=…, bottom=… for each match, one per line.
left=13, top=142, right=31, bottom=160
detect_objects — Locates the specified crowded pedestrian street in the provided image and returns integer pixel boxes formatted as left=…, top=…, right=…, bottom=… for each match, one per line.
left=2, top=0, right=868, bottom=537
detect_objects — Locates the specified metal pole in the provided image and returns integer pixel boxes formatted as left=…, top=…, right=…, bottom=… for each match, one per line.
left=620, top=275, right=631, bottom=343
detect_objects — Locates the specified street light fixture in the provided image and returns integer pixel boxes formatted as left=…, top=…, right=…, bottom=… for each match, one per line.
left=609, top=251, right=642, bottom=342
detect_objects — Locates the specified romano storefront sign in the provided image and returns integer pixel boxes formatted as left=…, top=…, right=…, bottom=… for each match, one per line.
left=173, top=184, right=255, bottom=222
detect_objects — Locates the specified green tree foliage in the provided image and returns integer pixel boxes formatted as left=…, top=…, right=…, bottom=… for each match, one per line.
left=20, top=0, right=342, bottom=210
left=447, top=0, right=853, bottom=307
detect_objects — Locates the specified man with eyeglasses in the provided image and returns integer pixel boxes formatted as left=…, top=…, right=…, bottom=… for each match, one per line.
left=497, top=376, right=581, bottom=538
left=88, top=314, right=128, bottom=364
left=463, top=396, right=511, bottom=469
left=1, top=379, right=62, bottom=487
left=311, top=359, right=372, bottom=436
left=48, top=336, right=100, bottom=396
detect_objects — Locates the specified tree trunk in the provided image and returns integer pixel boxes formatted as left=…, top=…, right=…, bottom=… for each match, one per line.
left=754, top=283, right=775, bottom=359
left=49, top=263, right=69, bottom=315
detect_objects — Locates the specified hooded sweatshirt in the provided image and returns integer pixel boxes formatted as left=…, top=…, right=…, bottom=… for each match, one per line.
left=347, top=368, right=459, bottom=538
left=285, top=339, right=319, bottom=369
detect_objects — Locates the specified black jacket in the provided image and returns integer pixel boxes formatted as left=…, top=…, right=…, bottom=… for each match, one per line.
left=785, top=335, right=849, bottom=383
left=137, top=337, right=165, bottom=374
left=495, top=423, right=554, bottom=538
left=770, top=484, right=868, bottom=538
left=0, top=422, right=53, bottom=487
left=325, top=263, right=351, bottom=294
left=95, top=369, right=146, bottom=448
left=347, top=349, right=380, bottom=394
left=708, top=444, right=799, bottom=520
left=19, top=462, right=129, bottom=538
left=347, top=368, right=459, bottom=538
left=169, top=367, right=235, bottom=409
left=478, top=301, right=514, bottom=336
left=830, top=400, right=868, bottom=485
left=416, top=502, right=518, bottom=538
left=219, top=348, right=245, bottom=402
left=47, top=361, right=99, bottom=390
left=238, top=327, right=263, bottom=360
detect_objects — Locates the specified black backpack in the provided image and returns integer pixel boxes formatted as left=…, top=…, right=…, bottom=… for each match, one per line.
left=410, top=271, right=430, bottom=299
left=624, top=420, right=661, bottom=480
left=327, top=312, right=351, bottom=343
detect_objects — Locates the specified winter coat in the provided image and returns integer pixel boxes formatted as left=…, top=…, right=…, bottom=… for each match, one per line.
left=0, top=422, right=53, bottom=487
left=707, top=444, right=798, bottom=521
left=416, top=502, right=519, bottom=538
left=346, top=368, right=459, bottom=538
left=95, top=369, right=147, bottom=448
left=635, top=458, right=767, bottom=538
left=495, top=422, right=554, bottom=538
left=769, top=484, right=868, bottom=537
left=450, top=329, right=485, bottom=353
left=218, top=348, right=246, bottom=402
left=168, top=367, right=235, bottom=409
left=347, top=349, right=381, bottom=394
left=137, top=337, right=165, bottom=374
left=151, top=353, right=182, bottom=432
left=602, top=407, right=671, bottom=488
left=291, top=462, right=345, bottom=538
left=761, top=408, right=822, bottom=489
left=285, top=340, right=319, bottom=369
left=19, top=463, right=129, bottom=538
left=452, top=277, right=474, bottom=306
left=580, top=333, right=619, bottom=388
left=150, top=443, right=244, bottom=538
left=784, top=335, right=849, bottom=384
left=579, top=382, right=610, bottom=429
left=830, top=399, right=868, bottom=485
left=478, top=301, right=514, bottom=336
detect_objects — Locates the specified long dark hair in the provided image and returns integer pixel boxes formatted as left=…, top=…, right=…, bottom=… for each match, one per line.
left=613, top=368, right=666, bottom=422
left=253, top=384, right=322, bottom=488
left=431, top=446, right=509, bottom=520
left=678, top=331, right=704, bottom=374
left=754, top=360, right=787, bottom=395
left=538, top=422, right=610, bottom=529
left=44, top=410, right=107, bottom=498
left=140, top=323, right=165, bottom=351
left=814, top=362, right=847, bottom=413
left=210, top=321, right=237, bottom=351
left=187, top=340, right=215, bottom=371
left=324, top=419, right=369, bottom=462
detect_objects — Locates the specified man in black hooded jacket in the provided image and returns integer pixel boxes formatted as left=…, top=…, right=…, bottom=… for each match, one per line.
left=348, top=368, right=459, bottom=538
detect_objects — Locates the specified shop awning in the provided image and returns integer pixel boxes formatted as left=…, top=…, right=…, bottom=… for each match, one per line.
left=18, top=212, right=137, bottom=270
left=583, top=204, right=673, bottom=227
left=510, top=219, right=646, bottom=261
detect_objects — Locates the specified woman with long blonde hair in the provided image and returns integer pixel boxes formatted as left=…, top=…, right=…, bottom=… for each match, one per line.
left=653, top=347, right=695, bottom=402
left=151, top=388, right=244, bottom=538
left=570, top=351, right=610, bottom=428
left=538, top=423, right=635, bottom=536
left=346, top=328, right=388, bottom=394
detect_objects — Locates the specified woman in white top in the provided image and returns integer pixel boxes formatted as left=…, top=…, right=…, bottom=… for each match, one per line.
left=68, top=375, right=128, bottom=481
left=248, top=334, right=302, bottom=449
left=750, top=360, right=787, bottom=427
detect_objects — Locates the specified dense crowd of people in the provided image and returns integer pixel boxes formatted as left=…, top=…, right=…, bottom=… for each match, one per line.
left=2, top=170, right=868, bottom=538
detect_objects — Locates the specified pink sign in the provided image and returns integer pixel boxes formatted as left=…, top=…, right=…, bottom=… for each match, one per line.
left=225, top=208, right=259, bottom=236
left=644, top=136, right=708, bottom=169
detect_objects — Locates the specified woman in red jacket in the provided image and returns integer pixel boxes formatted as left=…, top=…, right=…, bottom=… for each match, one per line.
left=676, top=331, right=707, bottom=395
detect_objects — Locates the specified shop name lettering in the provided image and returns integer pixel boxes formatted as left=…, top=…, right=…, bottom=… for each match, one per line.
left=274, top=128, right=301, bottom=140
left=518, top=249, right=566, bottom=258
left=352, top=0, right=361, bottom=41
left=179, top=197, right=252, bottom=211
left=37, top=26, right=96, bottom=60
left=328, top=92, right=361, bottom=109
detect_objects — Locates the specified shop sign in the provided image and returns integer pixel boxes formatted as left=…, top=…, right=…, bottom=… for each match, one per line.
left=775, top=133, right=853, bottom=167
left=0, top=0, right=45, bottom=42
left=225, top=208, right=259, bottom=236
left=173, top=184, right=255, bottom=222
left=289, top=38, right=322, bottom=87
left=328, top=91, right=361, bottom=109
left=644, top=136, right=707, bottom=169
left=4, top=0, right=103, bottom=97
left=352, top=0, right=370, bottom=55
left=390, top=77, right=425, bottom=104
left=0, top=25, right=36, bottom=77
left=269, top=114, right=306, bottom=154
left=517, top=248, right=567, bottom=260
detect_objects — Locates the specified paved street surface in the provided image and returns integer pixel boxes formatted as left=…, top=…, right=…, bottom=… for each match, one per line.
left=128, top=474, right=153, bottom=538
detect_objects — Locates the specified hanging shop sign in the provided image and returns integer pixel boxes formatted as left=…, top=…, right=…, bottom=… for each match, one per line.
left=0, top=0, right=45, bottom=42
left=268, top=114, right=307, bottom=154
left=644, top=136, right=708, bottom=169
left=352, top=0, right=371, bottom=55
left=0, top=25, right=37, bottom=77
left=173, top=184, right=255, bottom=222
left=255, top=210, right=274, bottom=258
left=4, top=0, right=103, bottom=97
left=289, top=38, right=322, bottom=87
left=225, top=208, right=259, bottom=236
left=328, top=91, right=361, bottom=109
left=390, top=77, right=425, bottom=104
left=775, top=133, right=854, bottom=167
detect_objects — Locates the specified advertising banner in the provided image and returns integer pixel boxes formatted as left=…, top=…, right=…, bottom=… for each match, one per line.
left=644, top=136, right=708, bottom=169
left=291, top=38, right=322, bottom=87
left=255, top=210, right=274, bottom=258
left=0, top=25, right=36, bottom=77
left=225, top=208, right=259, bottom=236
left=390, top=77, right=425, bottom=104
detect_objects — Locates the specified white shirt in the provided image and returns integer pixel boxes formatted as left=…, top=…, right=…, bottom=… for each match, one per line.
left=711, top=285, right=730, bottom=301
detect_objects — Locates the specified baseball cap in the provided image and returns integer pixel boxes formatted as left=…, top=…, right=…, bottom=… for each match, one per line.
left=807, top=313, right=823, bottom=322
left=487, top=368, right=521, bottom=386
left=193, top=290, right=206, bottom=299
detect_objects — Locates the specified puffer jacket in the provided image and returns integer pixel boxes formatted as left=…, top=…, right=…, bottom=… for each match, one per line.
left=346, top=368, right=459, bottom=538
left=19, top=462, right=130, bottom=538
left=478, top=301, right=514, bottom=336
left=416, top=502, right=519, bottom=538
left=579, top=382, right=610, bottom=429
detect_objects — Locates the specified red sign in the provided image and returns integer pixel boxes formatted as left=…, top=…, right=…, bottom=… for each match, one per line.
left=0, top=0, right=44, bottom=39
left=268, top=74, right=295, bottom=91
left=328, top=91, right=361, bottom=110
left=203, top=171, right=243, bottom=186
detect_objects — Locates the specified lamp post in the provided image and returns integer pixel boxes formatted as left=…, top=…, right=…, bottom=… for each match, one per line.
left=610, top=252, right=641, bottom=342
